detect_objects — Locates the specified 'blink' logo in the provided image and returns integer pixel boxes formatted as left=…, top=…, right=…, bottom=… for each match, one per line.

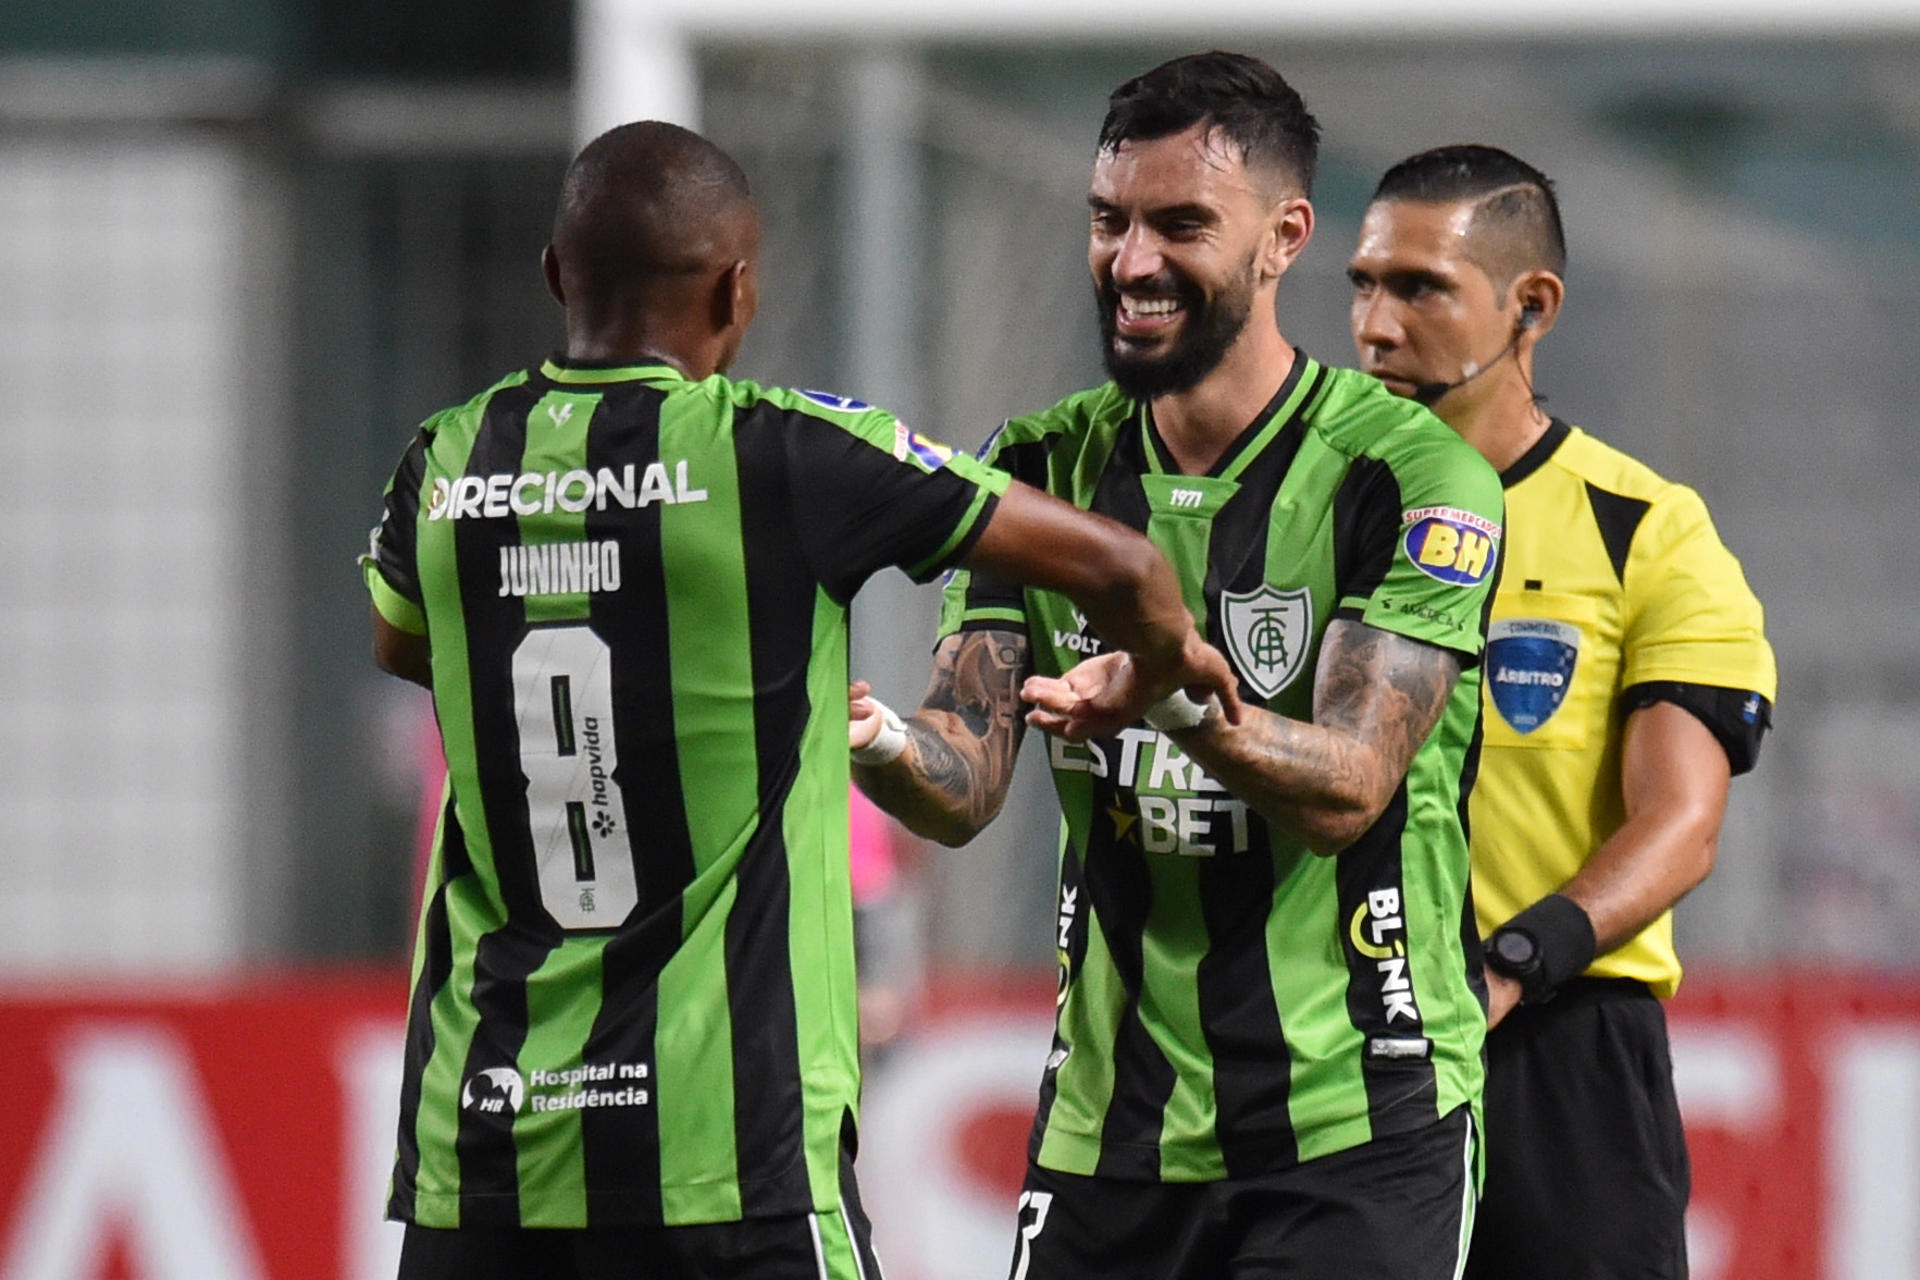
left=461, top=1067, right=525, bottom=1115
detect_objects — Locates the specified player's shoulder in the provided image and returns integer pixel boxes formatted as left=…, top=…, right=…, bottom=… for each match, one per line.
left=1312, top=363, right=1499, bottom=488
left=1551, top=425, right=1721, bottom=532
left=420, top=368, right=535, bottom=440
left=1000, top=382, right=1132, bottom=448
left=1549, top=425, right=1689, bottom=503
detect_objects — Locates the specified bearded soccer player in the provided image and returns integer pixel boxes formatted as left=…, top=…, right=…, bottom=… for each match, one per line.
left=361, top=120, right=1241, bottom=1280
left=851, top=54, right=1502, bottom=1279
left=1347, top=145, right=1775, bottom=1279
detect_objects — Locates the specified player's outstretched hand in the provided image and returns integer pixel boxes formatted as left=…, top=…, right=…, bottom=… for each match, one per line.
left=1024, top=639, right=1242, bottom=742
left=849, top=679, right=886, bottom=752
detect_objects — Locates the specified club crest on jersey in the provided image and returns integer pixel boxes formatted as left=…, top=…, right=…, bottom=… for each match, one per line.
left=892, top=422, right=955, bottom=471
left=1487, top=618, right=1581, bottom=732
left=1220, top=584, right=1312, bottom=700
left=799, top=389, right=873, bottom=412
left=1402, top=506, right=1500, bottom=587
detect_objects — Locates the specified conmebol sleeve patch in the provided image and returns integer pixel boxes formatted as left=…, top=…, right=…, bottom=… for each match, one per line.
left=1401, top=506, right=1501, bottom=587
left=799, top=389, right=873, bottom=412
left=891, top=421, right=955, bottom=471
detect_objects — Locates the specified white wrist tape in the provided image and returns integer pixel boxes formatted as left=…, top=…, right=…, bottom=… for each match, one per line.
left=852, top=700, right=910, bottom=765
left=1143, top=689, right=1218, bottom=733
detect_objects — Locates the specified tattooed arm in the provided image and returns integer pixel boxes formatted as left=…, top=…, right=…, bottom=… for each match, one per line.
left=1175, top=620, right=1459, bottom=855
left=1024, top=619, right=1459, bottom=856
left=852, top=628, right=1032, bottom=847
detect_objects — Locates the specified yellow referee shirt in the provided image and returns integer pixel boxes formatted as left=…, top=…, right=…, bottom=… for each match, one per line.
left=1471, top=419, right=1775, bottom=998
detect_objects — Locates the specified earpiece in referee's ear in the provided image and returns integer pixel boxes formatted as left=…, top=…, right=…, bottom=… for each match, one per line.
left=1519, top=302, right=1543, bottom=331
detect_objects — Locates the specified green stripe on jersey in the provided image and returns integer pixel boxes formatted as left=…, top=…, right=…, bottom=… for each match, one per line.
left=655, top=388, right=753, bottom=1221
left=408, top=388, right=496, bottom=1226
left=1143, top=856, right=1224, bottom=1180
left=787, top=588, right=861, bottom=1208
left=517, top=389, right=603, bottom=624
left=1266, top=857, right=1371, bottom=1164
left=514, top=942, right=606, bottom=1226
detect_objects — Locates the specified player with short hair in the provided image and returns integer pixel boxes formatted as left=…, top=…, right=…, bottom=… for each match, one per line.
left=1348, top=143, right=1776, bottom=1279
left=363, top=119, right=1240, bottom=1280
left=852, top=53, right=1502, bottom=1279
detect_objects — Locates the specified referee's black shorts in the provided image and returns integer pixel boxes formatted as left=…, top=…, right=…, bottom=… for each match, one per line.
left=1006, top=1105, right=1477, bottom=1280
left=1465, top=977, right=1690, bottom=1280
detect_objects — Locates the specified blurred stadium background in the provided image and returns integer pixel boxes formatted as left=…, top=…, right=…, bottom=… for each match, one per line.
left=1, top=1, right=1917, bottom=1276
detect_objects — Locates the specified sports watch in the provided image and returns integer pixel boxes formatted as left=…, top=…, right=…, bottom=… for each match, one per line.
left=1484, top=925, right=1552, bottom=1004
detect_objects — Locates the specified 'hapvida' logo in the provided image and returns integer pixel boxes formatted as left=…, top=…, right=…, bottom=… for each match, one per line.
left=461, top=1067, right=525, bottom=1116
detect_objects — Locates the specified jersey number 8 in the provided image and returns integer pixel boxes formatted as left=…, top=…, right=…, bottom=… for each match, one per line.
left=511, top=625, right=641, bottom=929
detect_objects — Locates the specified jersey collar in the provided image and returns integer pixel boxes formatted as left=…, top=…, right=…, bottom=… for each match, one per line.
left=539, top=355, right=686, bottom=385
left=1500, top=416, right=1572, bottom=488
left=1138, top=348, right=1319, bottom=482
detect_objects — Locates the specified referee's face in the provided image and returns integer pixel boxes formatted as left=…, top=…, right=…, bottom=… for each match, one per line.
left=1088, top=123, right=1303, bottom=399
left=1347, top=198, right=1509, bottom=408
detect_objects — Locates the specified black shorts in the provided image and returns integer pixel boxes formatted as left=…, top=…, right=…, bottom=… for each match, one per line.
left=397, top=1158, right=882, bottom=1280
left=1465, top=978, right=1690, bottom=1280
left=1006, top=1106, right=1477, bottom=1280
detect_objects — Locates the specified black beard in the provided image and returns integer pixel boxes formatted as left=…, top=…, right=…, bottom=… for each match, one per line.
left=1096, top=263, right=1255, bottom=401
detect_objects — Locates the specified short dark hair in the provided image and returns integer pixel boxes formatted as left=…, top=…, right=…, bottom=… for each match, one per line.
left=1099, top=51, right=1321, bottom=197
left=1371, top=144, right=1567, bottom=281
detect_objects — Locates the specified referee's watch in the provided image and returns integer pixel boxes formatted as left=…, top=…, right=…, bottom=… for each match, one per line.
left=1484, top=926, right=1552, bottom=1004
left=1483, top=893, right=1598, bottom=1006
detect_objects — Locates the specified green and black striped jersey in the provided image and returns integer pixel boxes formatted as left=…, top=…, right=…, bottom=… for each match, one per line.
left=940, top=353, right=1502, bottom=1181
left=363, top=359, right=1006, bottom=1228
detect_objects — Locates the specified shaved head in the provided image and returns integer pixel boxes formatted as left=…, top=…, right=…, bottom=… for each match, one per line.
left=1369, top=145, right=1565, bottom=287
left=552, top=121, right=759, bottom=314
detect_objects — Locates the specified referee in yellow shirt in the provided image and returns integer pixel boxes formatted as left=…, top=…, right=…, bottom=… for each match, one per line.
left=1346, top=145, right=1776, bottom=1279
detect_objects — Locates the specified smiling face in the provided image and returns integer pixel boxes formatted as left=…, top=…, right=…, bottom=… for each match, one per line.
left=1088, top=123, right=1300, bottom=400
left=1347, top=197, right=1517, bottom=405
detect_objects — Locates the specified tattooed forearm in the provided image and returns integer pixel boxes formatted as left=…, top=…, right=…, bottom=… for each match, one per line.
left=852, top=629, right=1031, bottom=846
left=1172, top=620, right=1459, bottom=855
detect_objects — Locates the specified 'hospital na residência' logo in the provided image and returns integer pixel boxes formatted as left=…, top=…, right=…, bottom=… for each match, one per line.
left=461, top=1067, right=525, bottom=1116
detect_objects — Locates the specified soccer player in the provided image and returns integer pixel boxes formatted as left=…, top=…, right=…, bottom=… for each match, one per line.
left=1347, top=144, right=1776, bottom=1279
left=362, top=120, right=1241, bottom=1280
left=851, top=54, right=1502, bottom=1279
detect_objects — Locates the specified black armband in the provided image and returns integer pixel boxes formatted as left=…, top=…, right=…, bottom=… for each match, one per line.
left=1485, top=894, right=1596, bottom=1005
left=1622, top=681, right=1771, bottom=776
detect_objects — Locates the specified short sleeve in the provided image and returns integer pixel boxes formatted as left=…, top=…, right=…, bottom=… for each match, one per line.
left=1337, top=435, right=1506, bottom=662
left=360, top=430, right=431, bottom=636
left=1620, top=487, right=1777, bottom=698
left=937, top=420, right=1045, bottom=642
left=782, top=405, right=1008, bottom=605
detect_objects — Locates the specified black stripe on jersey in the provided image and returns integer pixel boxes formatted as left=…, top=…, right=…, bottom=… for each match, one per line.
left=726, top=401, right=816, bottom=1214
left=1206, top=372, right=1315, bottom=590
left=1081, top=804, right=1178, bottom=1180
left=1195, top=837, right=1296, bottom=1175
left=451, top=381, right=566, bottom=1221
left=375, top=432, right=431, bottom=603
left=389, top=799, right=466, bottom=1222
left=1204, top=383, right=1316, bottom=694
left=1090, top=422, right=1155, bottom=534
left=1455, top=714, right=1490, bottom=1011
left=1330, top=457, right=1405, bottom=609
left=1500, top=417, right=1571, bottom=489
left=576, top=381, right=691, bottom=1221
left=957, top=435, right=1057, bottom=620
left=1334, top=785, right=1441, bottom=1137
left=1028, top=836, right=1090, bottom=1164
left=1585, top=483, right=1652, bottom=584
left=1142, top=353, right=1314, bottom=480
